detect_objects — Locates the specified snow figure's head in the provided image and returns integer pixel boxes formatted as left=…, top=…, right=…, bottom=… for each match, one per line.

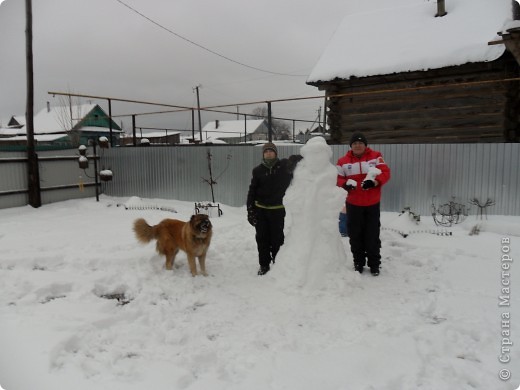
left=300, top=136, right=332, bottom=173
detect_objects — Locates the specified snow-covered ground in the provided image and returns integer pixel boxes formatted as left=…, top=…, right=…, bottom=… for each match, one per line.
left=0, top=194, right=519, bottom=390
left=1, top=135, right=519, bottom=390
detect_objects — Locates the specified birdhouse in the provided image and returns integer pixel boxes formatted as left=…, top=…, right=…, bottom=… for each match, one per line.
left=98, top=136, right=109, bottom=149
left=78, top=156, right=88, bottom=169
left=99, top=169, right=113, bottom=182
left=78, top=145, right=87, bottom=156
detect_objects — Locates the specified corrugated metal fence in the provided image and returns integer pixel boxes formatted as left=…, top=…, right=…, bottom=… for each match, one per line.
left=101, top=143, right=520, bottom=216
left=1, top=143, right=519, bottom=216
left=0, top=148, right=100, bottom=209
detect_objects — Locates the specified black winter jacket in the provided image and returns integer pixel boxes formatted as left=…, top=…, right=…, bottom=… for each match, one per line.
left=246, top=157, right=298, bottom=209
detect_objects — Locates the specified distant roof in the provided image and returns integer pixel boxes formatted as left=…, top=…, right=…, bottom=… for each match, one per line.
left=11, top=104, right=121, bottom=135
left=13, top=115, right=25, bottom=124
left=308, top=0, right=515, bottom=83
left=8, top=115, right=25, bottom=127
left=29, top=103, right=98, bottom=134
left=135, top=131, right=180, bottom=138
left=253, top=140, right=303, bottom=147
left=201, top=119, right=267, bottom=140
left=80, top=126, right=123, bottom=134
left=2, top=133, right=68, bottom=142
left=0, top=127, right=23, bottom=136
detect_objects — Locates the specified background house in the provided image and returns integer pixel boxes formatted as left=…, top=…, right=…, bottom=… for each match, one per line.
left=294, top=125, right=330, bottom=144
left=0, top=103, right=122, bottom=150
left=307, top=0, right=520, bottom=144
left=201, top=119, right=269, bottom=144
left=120, top=130, right=181, bottom=146
left=7, top=115, right=25, bottom=128
left=0, top=115, right=27, bottom=143
left=0, top=133, right=70, bottom=150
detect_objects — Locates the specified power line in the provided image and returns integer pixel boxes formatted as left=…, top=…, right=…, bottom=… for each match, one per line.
left=113, top=0, right=307, bottom=77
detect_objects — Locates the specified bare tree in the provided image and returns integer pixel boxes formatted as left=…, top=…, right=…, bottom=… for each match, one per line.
left=250, top=106, right=291, bottom=140
left=54, top=92, right=83, bottom=147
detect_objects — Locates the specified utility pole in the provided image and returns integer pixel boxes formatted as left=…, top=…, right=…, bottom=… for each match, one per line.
left=68, top=95, right=73, bottom=130
left=108, top=98, right=113, bottom=147
left=244, top=115, right=247, bottom=143
left=323, top=96, right=327, bottom=134
left=191, top=109, right=195, bottom=143
left=317, top=106, right=321, bottom=132
left=194, top=85, right=202, bottom=142
left=132, top=114, right=136, bottom=146
left=25, top=0, right=41, bottom=208
left=267, top=101, right=273, bottom=142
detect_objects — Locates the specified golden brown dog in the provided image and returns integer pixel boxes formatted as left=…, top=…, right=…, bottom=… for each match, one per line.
left=133, top=214, right=213, bottom=276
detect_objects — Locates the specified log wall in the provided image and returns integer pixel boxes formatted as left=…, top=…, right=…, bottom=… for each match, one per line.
left=315, top=53, right=520, bottom=144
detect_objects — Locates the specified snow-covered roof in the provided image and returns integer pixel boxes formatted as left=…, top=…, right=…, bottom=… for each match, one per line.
left=136, top=131, right=180, bottom=138
left=2, top=133, right=68, bottom=142
left=80, top=126, right=123, bottom=134
left=10, top=115, right=25, bottom=126
left=308, top=0, right=514, bottom=82
left=27, top=103, right=98, bottom=134
left=252, top=140, right=304, bottom=148
left=1, top=103, right=126, bottom=142
left=0, top=127, right=24, bottom=136
left=13, top=115, right=25, bottom=123
left=7, top=104, right=122, bottom=135
left=201, top=119, right=266, bottom=140
left=202, top=138, right=228, bottom=144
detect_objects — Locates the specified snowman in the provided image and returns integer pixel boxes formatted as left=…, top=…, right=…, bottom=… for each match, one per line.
left=275, top=136, right=348, bottom=289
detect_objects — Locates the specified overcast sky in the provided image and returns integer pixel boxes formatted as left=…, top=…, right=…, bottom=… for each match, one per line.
left=0, top=0, right=361, bottom=133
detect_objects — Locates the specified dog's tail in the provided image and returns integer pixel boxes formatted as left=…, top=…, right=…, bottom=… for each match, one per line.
left=133, top=218, right=156, bottom=244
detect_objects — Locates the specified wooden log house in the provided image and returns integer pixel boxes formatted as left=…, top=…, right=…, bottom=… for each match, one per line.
left=307, top=0, right=520, bottom=144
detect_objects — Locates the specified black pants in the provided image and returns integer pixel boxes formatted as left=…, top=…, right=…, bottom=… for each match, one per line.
left=346, top=202, right=381, bottom=269
left=254, top=207, right=285, bottom=268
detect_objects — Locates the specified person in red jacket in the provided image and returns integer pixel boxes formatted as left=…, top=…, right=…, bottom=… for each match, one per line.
left=336, top=133, right=390, bottom=275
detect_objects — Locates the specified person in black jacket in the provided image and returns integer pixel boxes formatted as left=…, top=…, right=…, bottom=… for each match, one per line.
left=246, top=142, right=301, bottom=275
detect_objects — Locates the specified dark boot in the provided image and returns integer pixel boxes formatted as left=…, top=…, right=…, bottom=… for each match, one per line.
left=257, top=265, right=270, bottom=276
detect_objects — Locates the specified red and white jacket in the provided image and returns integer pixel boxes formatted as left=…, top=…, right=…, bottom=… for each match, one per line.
left=336, top=147, right=390, bottom=207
